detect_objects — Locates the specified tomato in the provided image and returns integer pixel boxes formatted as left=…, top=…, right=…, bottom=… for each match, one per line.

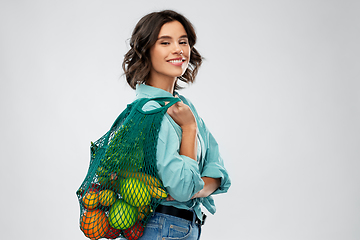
left=104, top=226, right=122, bottom=239
left=123, top=222, right=144, bottom=240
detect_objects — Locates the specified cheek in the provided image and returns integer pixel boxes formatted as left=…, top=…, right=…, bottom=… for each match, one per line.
left=150, top=48, right=165, bottom=67
left=150, top=50, right=160, bottom=70
left=185, top=47, right=191, bottom=60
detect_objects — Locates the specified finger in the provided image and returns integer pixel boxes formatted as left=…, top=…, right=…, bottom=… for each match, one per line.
left=166, top=105, right=175, bottom=114
left=166, top=195, right=174, bottom=201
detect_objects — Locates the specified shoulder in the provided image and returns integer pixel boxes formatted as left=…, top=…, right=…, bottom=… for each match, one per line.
left=140, top=98, right=182, bottom=140
left=176, top=94, right=198, bottom=114
left=141, top=99, right=162, bottom=111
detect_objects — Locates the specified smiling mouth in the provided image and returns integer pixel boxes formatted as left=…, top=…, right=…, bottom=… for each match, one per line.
left=167, top=59, right=185, bottom=66
left=168, top=59, right=184, bottom=63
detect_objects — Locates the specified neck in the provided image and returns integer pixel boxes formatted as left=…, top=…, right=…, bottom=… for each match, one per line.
left=146, top=75, right=176, bottom=95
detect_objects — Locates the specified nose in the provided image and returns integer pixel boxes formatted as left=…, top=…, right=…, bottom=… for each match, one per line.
left=172, top=43, right=183, bottom=55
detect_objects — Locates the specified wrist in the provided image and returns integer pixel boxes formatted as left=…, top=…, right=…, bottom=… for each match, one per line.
left=181, top=123, right=197, bottom=133
left=192, top=189, right=204, bottom=199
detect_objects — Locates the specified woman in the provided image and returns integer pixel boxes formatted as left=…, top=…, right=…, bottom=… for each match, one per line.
left=122, top=10, right=231, bottom=239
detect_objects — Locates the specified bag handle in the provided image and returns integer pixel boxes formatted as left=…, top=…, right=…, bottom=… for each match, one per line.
left=106, top=97, right=180, bottom=137
left=136, top=97, right=181, bottom=115
left=100, top=97, right=180, bottom=147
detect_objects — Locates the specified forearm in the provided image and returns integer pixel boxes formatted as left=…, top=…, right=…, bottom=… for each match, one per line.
left=192, top=177, right=221, bottom=199
left=179, top=125, right=197, bottom=161
left=167, top=101, right=198, bottom=161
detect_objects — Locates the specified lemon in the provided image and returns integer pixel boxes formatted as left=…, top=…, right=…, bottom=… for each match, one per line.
left=99, top=189, right=116, bottom=206
left=119, top=178, right=151, bottom=207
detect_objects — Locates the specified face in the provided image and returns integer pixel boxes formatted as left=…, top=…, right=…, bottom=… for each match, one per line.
left=149, top=21, right=190, bottom=83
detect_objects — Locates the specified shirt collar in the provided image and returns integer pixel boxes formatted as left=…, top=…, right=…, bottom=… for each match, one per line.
left=135, top=84, right=175, bottom=99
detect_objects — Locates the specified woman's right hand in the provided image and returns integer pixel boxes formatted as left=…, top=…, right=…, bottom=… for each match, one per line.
left=167, top=101, right=197, bottom=131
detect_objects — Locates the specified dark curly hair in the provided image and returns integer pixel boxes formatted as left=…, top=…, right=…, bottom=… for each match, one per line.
left=122, top=10, right=203, bottom=90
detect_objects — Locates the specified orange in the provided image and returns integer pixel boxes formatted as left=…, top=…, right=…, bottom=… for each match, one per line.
left=137, top=205, right=151, bottom=221
left=80, top=209, right=109, bottom=239
left=82, top=191, right=99, bottom=210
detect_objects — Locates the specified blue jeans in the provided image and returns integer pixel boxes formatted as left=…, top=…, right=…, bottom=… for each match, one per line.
left=120, top=212, right=201, bottom=240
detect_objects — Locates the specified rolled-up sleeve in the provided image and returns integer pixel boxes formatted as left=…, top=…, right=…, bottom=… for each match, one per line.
left=142, top=101, right=204, bottom=202
left=200, top=121, right=231, bottom=195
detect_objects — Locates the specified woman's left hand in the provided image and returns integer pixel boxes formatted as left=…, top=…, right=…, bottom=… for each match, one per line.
left=166, top=195, right=175, bottom=201
left=165, top=192, right=201, bottom=201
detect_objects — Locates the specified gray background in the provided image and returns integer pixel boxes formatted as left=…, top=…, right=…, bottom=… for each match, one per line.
left=1, top=0, right=359, bottom=239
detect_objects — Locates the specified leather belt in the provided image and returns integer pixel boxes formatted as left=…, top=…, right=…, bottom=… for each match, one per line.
left=155, top=205, right=206, bottom=225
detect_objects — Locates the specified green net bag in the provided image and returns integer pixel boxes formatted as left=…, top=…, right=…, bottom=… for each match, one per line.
left=76, top=97, right=180, bottom=240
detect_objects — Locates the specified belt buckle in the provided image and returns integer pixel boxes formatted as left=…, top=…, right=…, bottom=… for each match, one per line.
left=196, top=213, right=207, bottom=225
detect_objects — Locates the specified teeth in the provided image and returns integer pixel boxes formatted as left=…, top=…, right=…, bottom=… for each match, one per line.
left=169, top=60, right=183, bottom=63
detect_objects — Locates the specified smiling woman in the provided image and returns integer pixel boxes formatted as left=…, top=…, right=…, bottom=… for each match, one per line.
left=118, top=10, right=231, bottom=240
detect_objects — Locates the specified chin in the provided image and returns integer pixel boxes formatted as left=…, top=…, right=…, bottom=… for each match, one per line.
left=168, top=71, right=185, bottom=78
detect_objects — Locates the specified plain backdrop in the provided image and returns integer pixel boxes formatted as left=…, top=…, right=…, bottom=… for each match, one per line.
left=1, top=0, right=359, bottom=239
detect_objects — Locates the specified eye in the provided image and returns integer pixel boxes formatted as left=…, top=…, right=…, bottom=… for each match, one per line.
left=161, top=42, right=170, bottom=45
left=179, top=40, right=188, bottom=45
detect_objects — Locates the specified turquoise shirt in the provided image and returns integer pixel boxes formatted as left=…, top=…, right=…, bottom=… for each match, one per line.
left=135, top=84, right=231, bottom=219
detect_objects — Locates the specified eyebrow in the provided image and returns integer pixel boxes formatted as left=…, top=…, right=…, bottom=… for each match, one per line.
left=157, top=35, right=188, bottom=40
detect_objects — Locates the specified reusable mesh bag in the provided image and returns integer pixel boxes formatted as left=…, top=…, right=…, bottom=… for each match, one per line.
left=76, top=97, right=180, bottom=240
